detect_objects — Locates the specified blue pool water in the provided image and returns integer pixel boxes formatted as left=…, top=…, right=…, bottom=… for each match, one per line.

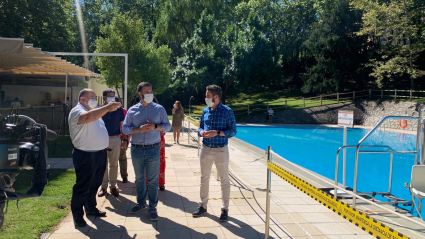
left=236, top=126, right=419, bottom=213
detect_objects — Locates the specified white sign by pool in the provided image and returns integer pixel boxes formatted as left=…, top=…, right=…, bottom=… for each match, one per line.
left=338, top=110, right=354, bottom=127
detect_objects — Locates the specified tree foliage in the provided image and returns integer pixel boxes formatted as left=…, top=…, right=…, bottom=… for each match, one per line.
left=1, top=0, right=424, bottom=106
left=95, top=14, right=171, bottom=99
left=352, top=0, right=425, bottom=88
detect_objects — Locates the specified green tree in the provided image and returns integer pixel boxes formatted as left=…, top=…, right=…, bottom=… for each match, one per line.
left=172, top=9, right=273, bottom=103
left=302, top=0, right=369, bottom=93
left=95, top=13, right=171, bottom=102
left=352, top=0, right=425, bottom=88
left=0, top=0, right=78, bottom=52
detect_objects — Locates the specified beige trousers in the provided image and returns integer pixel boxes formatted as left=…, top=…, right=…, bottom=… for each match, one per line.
left=199, top=145, right=230, bottom=211
left=102, top=136, right=121, bottom=189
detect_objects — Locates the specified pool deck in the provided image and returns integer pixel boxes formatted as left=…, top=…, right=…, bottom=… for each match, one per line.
left=46, top=130, right=379, bottom=239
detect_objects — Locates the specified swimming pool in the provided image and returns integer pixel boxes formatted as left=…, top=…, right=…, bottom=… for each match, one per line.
left=236, top=126, right=419, bottom=214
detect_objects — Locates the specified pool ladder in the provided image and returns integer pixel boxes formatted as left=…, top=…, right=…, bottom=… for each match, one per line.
left=334, top=115, right=423, bottom=208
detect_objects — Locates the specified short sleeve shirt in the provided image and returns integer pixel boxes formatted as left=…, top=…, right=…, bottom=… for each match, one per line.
left=68, top=103, right=109, bottom=151
left=101, top=106, right=124, bottom=136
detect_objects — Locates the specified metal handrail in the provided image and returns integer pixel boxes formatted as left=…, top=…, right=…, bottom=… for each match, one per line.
left=335, top=145, right=418, bottom=197
left=352, top=115, right=422, bottom=207
left=184, top=114, right=202, bottom=156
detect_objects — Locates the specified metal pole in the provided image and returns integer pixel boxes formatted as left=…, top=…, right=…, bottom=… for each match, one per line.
left=420, top=109, right=425, bottom=165
left=247, top=105, right=250, bottom=115
left=124, top=55, right=128, bottom=109
left=285, top=100, right=287, bottom=110
left=303, top=97, right=305, bottom=108
left=394, top=89, right=397, bottom=100
left=369, top=89, right=372, bottom=98
left=189, top=96, right=193, bottom=118
left=353, top=146, right=360, bottom=207
left=353, top=91, right=355, bottom=100
left=381, top=89, right=384, bottom=99
left=415, top=110, right=421, bottom=164
left=188, top=121, right=190, bottom=144
left=343, top=127, right=347, bottom=188
left=410, top=89, right=413, bottom=101
left=388, top=154, right=393, bottom=194
left=267, top=102, right=269, bottom=111
left=320, top=95, right=322, bottom=105
left=335, top=150, right=340, bottom=195
left=337, top=93, right=339, bottom=103
left=65, top=72, right=68, bottom=104
left=265, top=146, right=272, bottom=239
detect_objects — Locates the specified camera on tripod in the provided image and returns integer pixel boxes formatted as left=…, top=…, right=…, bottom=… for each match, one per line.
left=0, top=114, right=57, bottom=229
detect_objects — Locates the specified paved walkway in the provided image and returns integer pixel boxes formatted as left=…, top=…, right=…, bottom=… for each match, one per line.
left=47, top=133, right=374, bottom=239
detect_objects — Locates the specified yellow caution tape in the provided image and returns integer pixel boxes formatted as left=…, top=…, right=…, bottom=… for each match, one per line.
left=267, top=161, right=409, bottom=239
left=194, top=111, right=203, bottom=114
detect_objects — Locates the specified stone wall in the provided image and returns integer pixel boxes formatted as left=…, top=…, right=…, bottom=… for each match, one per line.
left=239, top=100, right=424, bottom=131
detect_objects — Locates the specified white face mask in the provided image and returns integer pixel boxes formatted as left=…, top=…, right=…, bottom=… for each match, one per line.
left=88, top=99, right=97, bottom=109
left=205, top=98, right=214, bottom=107
left=143, top=93, right=154, bottom=104
left=106, top=97, right=115, bottom=103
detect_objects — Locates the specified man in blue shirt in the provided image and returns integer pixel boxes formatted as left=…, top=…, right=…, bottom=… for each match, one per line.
left=98, top=89, right=126, bottom=198
left=122, top=82, right=171, bottom=221
left=192, top=85, right=237, bottom=222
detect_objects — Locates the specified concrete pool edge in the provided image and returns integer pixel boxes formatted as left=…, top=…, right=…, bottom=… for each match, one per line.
left=230, top=136, right=425, bottom=238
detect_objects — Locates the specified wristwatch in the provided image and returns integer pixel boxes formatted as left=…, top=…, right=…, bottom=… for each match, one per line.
left=217, top=130, right=221, bottom=135
left=155, top=123, right=158, bottom=129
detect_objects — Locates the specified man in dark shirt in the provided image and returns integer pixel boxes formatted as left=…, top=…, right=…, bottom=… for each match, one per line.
left=98, top=89, right=126, bottom=197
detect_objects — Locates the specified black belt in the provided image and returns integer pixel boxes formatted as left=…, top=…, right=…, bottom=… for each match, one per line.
left=74, top=148, right=108, bottom=153
left=131, top=143, right=159, bottom=148
left=204, top=145, right=225, bottom=148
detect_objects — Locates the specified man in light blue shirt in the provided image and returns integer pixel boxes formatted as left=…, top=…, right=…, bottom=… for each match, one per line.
left=122, top=82, right=171, bottom=221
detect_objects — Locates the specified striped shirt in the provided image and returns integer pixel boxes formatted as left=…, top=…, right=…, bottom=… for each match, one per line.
left=198, top=103, right=237, bottom=147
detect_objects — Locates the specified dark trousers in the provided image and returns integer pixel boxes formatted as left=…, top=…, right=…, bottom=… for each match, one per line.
left=71, top=148, right=107, bottom=219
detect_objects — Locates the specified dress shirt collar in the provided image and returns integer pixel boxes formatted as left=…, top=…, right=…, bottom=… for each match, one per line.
left=208, top=102, right=223, bottom=112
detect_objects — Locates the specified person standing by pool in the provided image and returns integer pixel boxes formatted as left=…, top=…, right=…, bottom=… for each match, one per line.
left=172, top=101, right=184, bottom=144
left=192, top=85, right=237, bottom=222
left=122, top=82, right=171, bottom=221
left=268, top=107, right=274, bottom=123
left=68, top=88, right=121, bottom=227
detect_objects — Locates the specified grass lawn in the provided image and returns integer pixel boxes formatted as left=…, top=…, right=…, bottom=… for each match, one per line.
left=47, top=132, right=73, bottom=158
left=0, top=169, right=75, bottom=239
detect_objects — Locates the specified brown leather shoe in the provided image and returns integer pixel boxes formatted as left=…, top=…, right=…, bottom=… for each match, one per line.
left=111, top=188, right=119, bottom=197
left=98, top=188, right=107, bottom=197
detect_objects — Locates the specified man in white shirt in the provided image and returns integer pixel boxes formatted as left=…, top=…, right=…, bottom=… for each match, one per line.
left=10, top=98, right=21, bottom=108
left=68, top=88, right=121, bottom=227
left=268, top=108, right=274, bottom=123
